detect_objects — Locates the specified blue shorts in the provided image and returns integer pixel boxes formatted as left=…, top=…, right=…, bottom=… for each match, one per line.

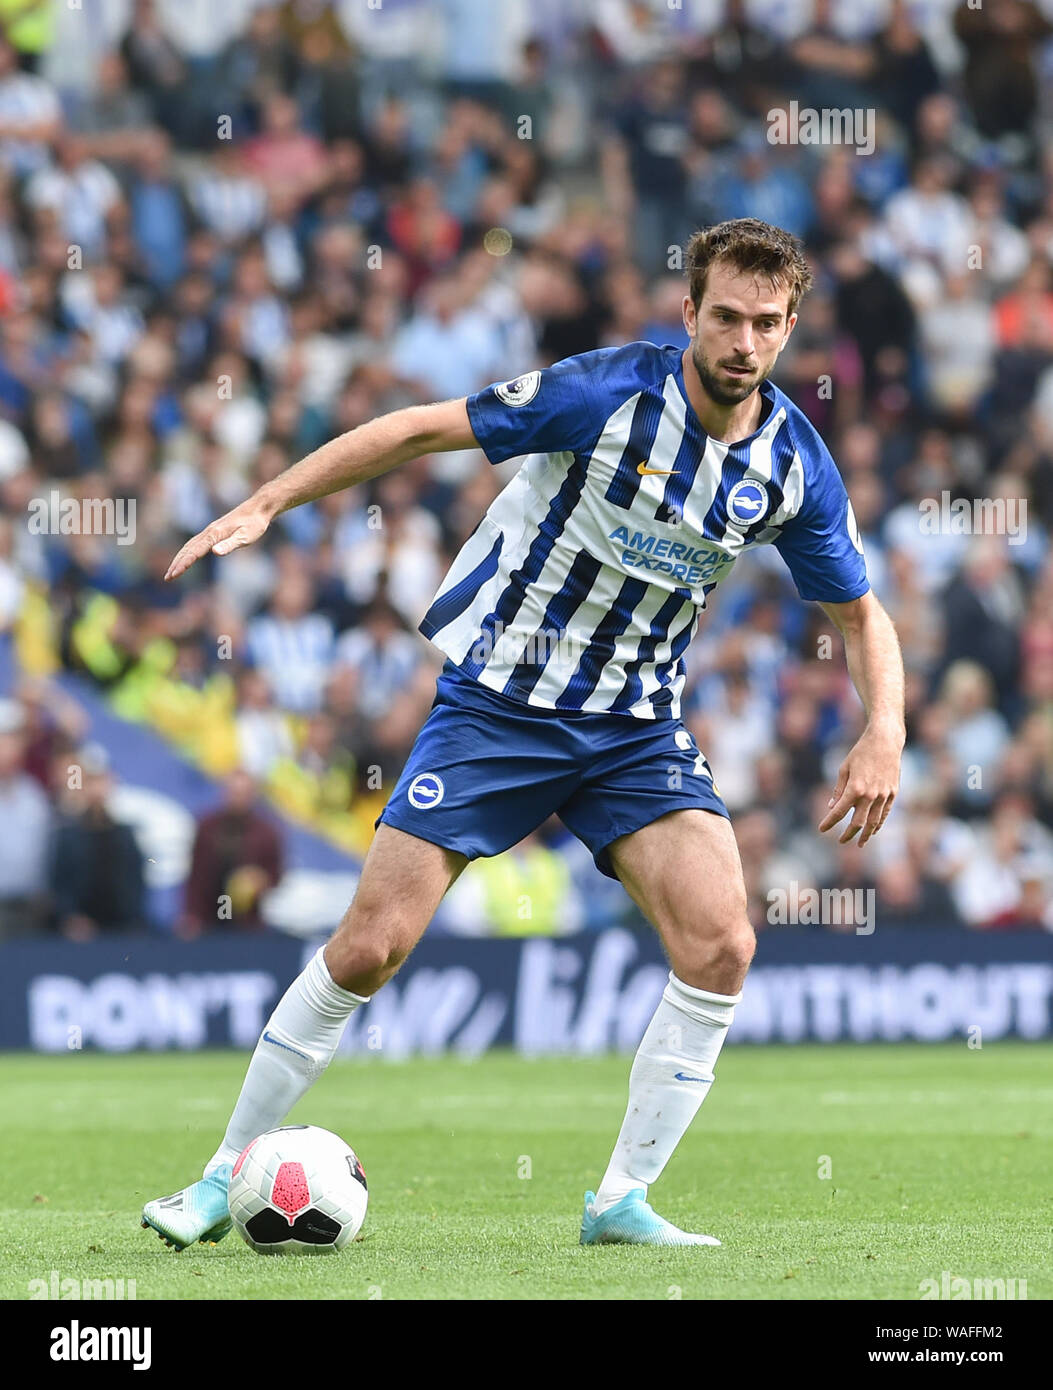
left=377, top=662, right=730, bottom=880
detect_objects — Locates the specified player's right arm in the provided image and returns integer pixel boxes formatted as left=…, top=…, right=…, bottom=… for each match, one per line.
left=165, top=398, right=476, bottom=580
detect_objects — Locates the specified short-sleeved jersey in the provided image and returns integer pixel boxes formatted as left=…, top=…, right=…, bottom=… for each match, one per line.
left=419, top=341, right=868, bottom=720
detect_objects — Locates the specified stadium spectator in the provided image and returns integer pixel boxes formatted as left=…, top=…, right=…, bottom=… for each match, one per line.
left=119, top=0, right=189, bottom=138
left=603, top=57, right=693, bottom=275
left=873, top=0, right=942, bottom=135
left=389, top=268, right=500, bottom=398
left=0, top=0, right=54, bottom=72
left=827, top=231, right=915, bottom=405
left=181, top=768, right=284, bottom=935
left=687, top=669, right=773, bottom=814
left=242, top=91, right=330, bottom=208
left=77, top=52, right=153, bottom=156
left=188, top=142, right=268, bottom=246
left=127, top=130, right=189, bottom=290
left=993, top=256, right=1053, bottom=349
left=954, top=0, right=1052, bottom=144
left=48, top=742, right=146, bottom=939
left=221, top=3, right=301, bottom=132
left=873, top=852, right=962, bottom=928
left=0, top=35, right=60, bottom=175
left=234, top=667, right=295, bottom=778
left=333, top=597, right=422, bottom=723
left=12, top=675, right=88, bottom=790
left=939, top=660, right=1014, bottom=816
left=720, top=127, right=814, bottom=242
left=938, top=541, right=1025, bottom=717
left=917, top=271, right=996, bottom=416
left=786, top=0, right=875, bottom=113
left=24, top=132, right=123, bottom=263
left=881, top=155, right=973, bottom=306
left=334, top=469, right=443, bottom=624
left=435, top=0, right=530, bottom=111
left=246, top=564, right=335, bottom=714
left=0, top=697, right=51, bottom=937
left=965, top=171, right=1031, bottom=291
left=950, top=790, right=1053, bottom=927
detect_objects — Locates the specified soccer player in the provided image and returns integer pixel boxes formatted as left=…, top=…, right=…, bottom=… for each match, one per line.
left=143, top=218, right=904, bottom=1248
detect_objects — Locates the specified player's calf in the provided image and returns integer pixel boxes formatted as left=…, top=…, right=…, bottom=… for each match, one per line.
left=590, top=810, right=753, bottom=1223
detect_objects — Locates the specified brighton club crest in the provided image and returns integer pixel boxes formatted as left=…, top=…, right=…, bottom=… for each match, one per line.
left=725, top=478, right=770, bottom=529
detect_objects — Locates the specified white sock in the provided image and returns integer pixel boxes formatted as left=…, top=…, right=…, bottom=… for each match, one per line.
left=593, top=972, right=740, bottom=1213
left=204, top=947, right=368, bottom=1176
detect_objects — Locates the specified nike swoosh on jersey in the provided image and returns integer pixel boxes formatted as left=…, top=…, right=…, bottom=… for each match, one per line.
left=637, top=462, right=680, bottom=475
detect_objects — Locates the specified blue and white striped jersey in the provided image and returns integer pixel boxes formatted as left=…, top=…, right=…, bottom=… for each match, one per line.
left=419, top=342, right=869, bottom=721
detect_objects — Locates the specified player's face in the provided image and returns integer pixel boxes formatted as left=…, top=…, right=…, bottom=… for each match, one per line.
left=684, top=261, right=797, bottom=408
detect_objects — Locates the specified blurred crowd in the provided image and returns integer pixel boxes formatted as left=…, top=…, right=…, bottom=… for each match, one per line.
left=0, top=0, right=1052, bottom=938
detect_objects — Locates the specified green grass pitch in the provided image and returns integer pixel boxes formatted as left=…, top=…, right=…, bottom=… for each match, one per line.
left=2, top=1044, right=1050, bottom=1300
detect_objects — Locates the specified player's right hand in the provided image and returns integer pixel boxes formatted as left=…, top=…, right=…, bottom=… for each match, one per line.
left=165, top=496, right=276, bottom=581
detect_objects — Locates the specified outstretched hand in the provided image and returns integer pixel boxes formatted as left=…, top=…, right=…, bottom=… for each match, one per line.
left=818, top=726, right=901, bottom=846
left=165, top=497, right=276, bottom=581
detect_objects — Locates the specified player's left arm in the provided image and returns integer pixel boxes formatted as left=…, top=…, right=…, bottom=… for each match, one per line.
left=816, top=590, right=905, bottom=846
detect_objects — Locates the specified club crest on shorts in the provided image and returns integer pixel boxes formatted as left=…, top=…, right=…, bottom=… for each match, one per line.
left=726, top=479, right=770, bottom=528
left=494, top=371, right=541, bottom=407
left=408, top=773, right=445, bottom=809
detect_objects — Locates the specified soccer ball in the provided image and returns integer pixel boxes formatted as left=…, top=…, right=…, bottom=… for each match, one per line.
left=229, top=1125, right=368, bottom=1255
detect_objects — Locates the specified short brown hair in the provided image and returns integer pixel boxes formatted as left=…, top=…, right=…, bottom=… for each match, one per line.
left=685, top=218, right=812, bottom=318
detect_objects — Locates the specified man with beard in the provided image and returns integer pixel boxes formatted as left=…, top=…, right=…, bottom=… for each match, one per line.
left=145, top=218, right=904, bottom=1250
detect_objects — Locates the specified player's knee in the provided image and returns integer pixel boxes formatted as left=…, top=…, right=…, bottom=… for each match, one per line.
left=325, top=837, right=452, bottom=994
left=323, top=872, right=420, bottom=992
left=324, top=929, right=406, bottom=995
left=713, top=921, right=756, bottom=980
left=679, top=918, right=755, bottom=990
